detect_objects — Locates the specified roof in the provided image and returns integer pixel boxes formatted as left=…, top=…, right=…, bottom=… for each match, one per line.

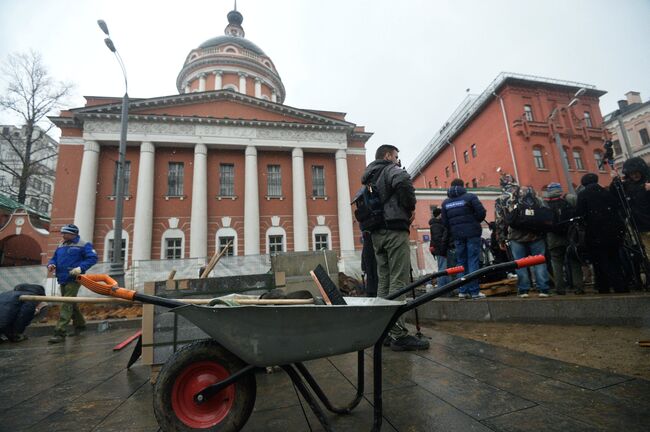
left=407, top=72, right=607, bottom=177
left=198, top=35, right=266, bottom=56
left=603, top=100, right=650, bottom=124
left=0, top=194, right=49, bottom=221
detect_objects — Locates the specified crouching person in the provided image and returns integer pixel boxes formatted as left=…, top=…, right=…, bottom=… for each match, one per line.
left=47, top=224, right=98, bottom=344
left=0, top=284, right=46, bottom=342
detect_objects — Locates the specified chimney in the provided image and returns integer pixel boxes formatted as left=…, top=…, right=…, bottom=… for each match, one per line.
left=625, top=91, right=642, bottom=104
left=618, top=100, right=629, bottom=110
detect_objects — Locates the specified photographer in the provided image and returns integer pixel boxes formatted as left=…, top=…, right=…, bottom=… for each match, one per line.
left=611, top=157, right=650, bottom=255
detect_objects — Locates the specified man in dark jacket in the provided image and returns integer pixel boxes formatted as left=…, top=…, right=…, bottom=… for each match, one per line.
left=428, top=206, right=454, bottom=287
left=577, top=173, right=628, bottom=293
left=441, top=178, right=487, bottom=299
left=47, top=223, right=98, bottom=344
left=0, top=284, right=46, bottom=342
left=361, top=144, right=428, bottom=351
left=614, top=157, right=650, bottom=256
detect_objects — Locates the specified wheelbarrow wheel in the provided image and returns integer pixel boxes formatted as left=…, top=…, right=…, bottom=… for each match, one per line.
left=153, top=340, right=256, bottom=431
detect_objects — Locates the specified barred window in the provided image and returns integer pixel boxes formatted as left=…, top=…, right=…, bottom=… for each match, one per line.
left=269, top=235, right=284, bottom=254
left=315, top=233, right=329, bottom=250
left=112, top=161, right=131, bottom=196
left=168, top=162, right=184, bottom=196
left=165, top=238, right=182, bottom=260
left=267, top=165, right=282, bottom=196
left=471, top=143, right=477, bottom=158
left=312, top=165, right=325, bottom=197
left=107, top=238, right=126, bottom=262
left=463, top=151, right=469, bottom=163
left=218, top=236, right=235, bottom=257
left=219, top=163, right=234, bottom=196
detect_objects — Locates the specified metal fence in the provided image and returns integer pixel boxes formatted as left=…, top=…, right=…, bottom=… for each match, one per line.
left=0, top=243, right=441, bottom=294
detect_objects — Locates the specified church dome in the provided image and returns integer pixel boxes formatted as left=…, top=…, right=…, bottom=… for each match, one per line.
left=176, top=7, right=285, bottom=103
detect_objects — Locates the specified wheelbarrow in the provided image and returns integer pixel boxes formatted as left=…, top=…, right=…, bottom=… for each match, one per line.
left=78, top=255, right=545, bottom=432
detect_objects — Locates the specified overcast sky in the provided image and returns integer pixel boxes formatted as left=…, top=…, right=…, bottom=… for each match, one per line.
left=1, top=0, right=649, bottom=167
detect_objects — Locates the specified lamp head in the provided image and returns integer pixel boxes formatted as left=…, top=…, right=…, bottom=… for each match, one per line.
left=574, top=88, right=587, bottom=98
left=568, top=98, right=579, bottom=108
left=104, top=38, right=117, bottom=53
left=97, top=19, right=110, bottom=36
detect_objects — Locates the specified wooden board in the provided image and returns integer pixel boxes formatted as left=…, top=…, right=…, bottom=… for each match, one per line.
left=480, top=285, right=515, bottom=297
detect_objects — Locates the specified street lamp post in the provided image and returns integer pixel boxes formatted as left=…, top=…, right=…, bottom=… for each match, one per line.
left=547, top=88, right=586, bottom=196
left=98, top=19, right=128, bottom=286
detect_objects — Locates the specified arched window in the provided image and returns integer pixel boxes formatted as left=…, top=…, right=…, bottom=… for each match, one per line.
left=451, top=161, right=456, bottom=173
left=223, top=84, right=238, bottom=91
left=104, top=229, right=129, bottom=266
left=312, top=226, right=332, bottom=251
left=161, top=228, right=185, bottom=260
left=573, top=149, right=585, bottom=170
left=463, top=150, right=469, bottom=163
left=532, top=146, right=545, bottom=169
left=562, top=146, right=572, bottom=169
left=471, top=143, right=477, bottom=158
left=594, top=151, right=605, bottom=172
left=266, top=226, right=286, bottom=254
left=444, top=166, right=450, bottom=178
left=216, top=227, right=237, bottom=257
left=224, top=46, right=238, bottom=54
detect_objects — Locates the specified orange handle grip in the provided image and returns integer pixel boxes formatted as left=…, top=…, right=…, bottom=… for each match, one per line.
left=77, top=274, right=136, bottom=301
left=446, top=266, right=465, bottom=275
left=515, top=255, right=546, bottom=268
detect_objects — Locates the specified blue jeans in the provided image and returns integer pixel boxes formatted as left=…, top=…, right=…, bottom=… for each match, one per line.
left=435, top=255, right=450, bottom=287
left=509, top=239, right=550, bottom=293
left=454, top=237, right=481, bottom=296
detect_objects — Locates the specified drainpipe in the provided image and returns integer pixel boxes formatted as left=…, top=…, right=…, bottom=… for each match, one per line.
left=493, top=92, right=520, bottom=182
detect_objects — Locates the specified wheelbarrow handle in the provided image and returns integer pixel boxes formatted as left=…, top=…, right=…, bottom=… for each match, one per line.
left=399, top=255, right=546, bottom=313
left=385, top=265, right=465, bottom=300
left=77, top=274, right=186, bottom=308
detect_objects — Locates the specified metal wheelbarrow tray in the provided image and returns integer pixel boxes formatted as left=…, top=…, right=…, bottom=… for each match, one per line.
left=79, top=255, right=545, bottom=432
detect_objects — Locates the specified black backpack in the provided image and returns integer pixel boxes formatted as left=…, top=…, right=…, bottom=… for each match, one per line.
left=504, top=189, right=554, bottom=232
left=566, top=218, right=589, bottom=263
left=547, top=198, right=575, bottom=235
left=353, top=169, right=387, bottom=232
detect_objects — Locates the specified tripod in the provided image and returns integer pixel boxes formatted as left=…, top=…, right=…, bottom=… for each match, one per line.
left=607, top=161, right=650, bottom=290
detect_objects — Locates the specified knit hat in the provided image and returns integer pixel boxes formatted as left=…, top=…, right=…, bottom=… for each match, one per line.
left=546, top=182, right=563, bottom=198
left=580, top=173, right=599, bottom=186
left=61, top=224, right=79, bottom=235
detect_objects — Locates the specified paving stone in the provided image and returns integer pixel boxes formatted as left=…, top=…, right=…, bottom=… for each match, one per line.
left=597, top=378, right=650, bottom=405
left=25, top=398, right=124, bottom=432
left=482, top=405, right=605, bottom=432
left=407, top=355, right=537, bottom=420
left=92, top=382, right=160, bottom=432
left=383, top=385, right=493, bottom=432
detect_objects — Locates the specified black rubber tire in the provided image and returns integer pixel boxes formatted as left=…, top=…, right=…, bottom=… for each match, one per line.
left=153, top=340, right=256, bottom=432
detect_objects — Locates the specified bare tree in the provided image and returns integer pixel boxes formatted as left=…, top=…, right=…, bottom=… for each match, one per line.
left=0, top=50, right=72, bottom=205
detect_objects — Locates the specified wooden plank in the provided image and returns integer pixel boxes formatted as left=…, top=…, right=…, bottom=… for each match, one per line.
left=479, top=278, right=517, bottom=289
left=142, top=281, right=154, bottom=366
left=481, top=285, right=515, bottom=297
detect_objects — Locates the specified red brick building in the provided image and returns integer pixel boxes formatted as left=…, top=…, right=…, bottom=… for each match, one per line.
left=49, top=8, right=370, bottom=265
left=408, top=72, right=609, bottom=229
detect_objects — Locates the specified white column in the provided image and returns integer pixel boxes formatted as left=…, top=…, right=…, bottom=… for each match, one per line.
left=335, top=149, right=355, bottom=251
left=254, top=78, right=262, bottom=98
left=239, top=72, right=247, bottom=95
left=292, top=148, right=309, bottom=251
left=73, top=140, right=100, bottom=242
left=198, top=73, right=206, bottom=92
left=190, top=143, right=208, bottom=258
left=244, top=146, right=260, bottom=255
left=184, top=84, right=190, bottom=94
left=271, top=90, right=277, bottom=103
left=213, top=71, right=223, bottom=90
left=132, top=142, right=155, bottom=261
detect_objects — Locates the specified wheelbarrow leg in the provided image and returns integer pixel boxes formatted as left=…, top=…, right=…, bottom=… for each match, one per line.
left=282, top=364, right=334, bottom=432
left=372, top=340, right=383, bottom=432
left=294, top=350, right=365, bottom=414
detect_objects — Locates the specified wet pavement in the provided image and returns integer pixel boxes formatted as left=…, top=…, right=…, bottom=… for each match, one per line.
left=1, top=326, right=649, bottom=432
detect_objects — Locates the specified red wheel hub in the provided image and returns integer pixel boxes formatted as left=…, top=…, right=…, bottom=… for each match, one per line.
left=171, top=360, right=235, bottom=428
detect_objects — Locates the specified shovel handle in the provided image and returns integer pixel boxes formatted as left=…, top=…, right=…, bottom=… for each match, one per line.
left=77, top=274, right=136, bottom=301
left=445, top=266, right=465, bottom=275
left=515, top=255, right=546, bottom=268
